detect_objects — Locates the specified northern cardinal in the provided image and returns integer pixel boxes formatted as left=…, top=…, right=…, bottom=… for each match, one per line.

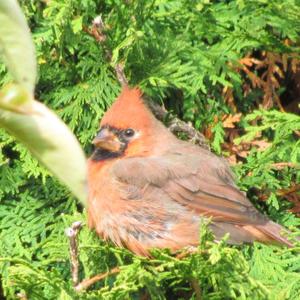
left=87, top=87, right=292, bottom=256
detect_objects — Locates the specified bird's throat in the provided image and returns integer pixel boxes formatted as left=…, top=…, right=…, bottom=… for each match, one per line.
left=91, top=147, right=124, bottom=161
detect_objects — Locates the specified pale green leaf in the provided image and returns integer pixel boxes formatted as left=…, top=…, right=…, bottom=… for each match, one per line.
left=0, top=85, right=87, bottom=205
left=0, top=0, right=36, bottom=94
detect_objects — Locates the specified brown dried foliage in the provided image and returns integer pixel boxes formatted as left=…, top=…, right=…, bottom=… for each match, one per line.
left=216, top=50, right=300, bottom=213
left=223, top=50, right=300, bottom=111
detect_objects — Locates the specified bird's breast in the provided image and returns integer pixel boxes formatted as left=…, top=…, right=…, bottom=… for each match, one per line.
left=86, top=158, right=200, bottom=255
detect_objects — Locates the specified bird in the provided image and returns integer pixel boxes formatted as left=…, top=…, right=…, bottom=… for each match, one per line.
left=87, top=86, right=293, bottom=256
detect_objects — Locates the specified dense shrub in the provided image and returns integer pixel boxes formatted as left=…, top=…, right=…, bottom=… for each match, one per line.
left=0, top=1, right=299, bottom=299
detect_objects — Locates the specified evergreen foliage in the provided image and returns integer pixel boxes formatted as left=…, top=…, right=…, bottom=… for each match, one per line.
left=0, top=0, right=299, bottom=299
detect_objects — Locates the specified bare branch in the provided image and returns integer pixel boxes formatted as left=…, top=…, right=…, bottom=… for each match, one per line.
left=84, top=15, right=128, bottom=87
left=115, top=62, right=128, bottom=86
left=65, top=221, right=82, bottom=286
left=75, top=267, right=120, bottom=292
left=147, top=100, right=209, bottom=149
left=190, top=278, right=202, bottom=300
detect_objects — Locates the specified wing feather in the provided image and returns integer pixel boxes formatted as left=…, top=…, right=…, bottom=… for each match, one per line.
left=112, top=148, right=268, bottom=225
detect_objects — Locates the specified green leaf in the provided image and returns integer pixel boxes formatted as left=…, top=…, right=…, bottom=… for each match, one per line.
left=71, top=16, right=83, bottom=34
left=0, top=0, right=36, bottom=94
left=0, top=84, right=87, bottom=205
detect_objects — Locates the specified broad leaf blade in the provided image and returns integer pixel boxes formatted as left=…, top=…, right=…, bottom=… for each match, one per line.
left=0, top=85, right=87, bottom=205
left=0, top=0, right=36, bottom=94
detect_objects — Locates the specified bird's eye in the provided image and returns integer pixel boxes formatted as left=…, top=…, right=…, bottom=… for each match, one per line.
left=123, top=128, right=135, bottom=138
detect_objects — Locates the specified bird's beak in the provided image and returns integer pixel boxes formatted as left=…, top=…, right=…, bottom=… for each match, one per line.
left=92, top=128, right=122, bottom=152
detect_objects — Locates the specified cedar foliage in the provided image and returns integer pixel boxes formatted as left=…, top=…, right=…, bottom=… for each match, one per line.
left=0, top=0, right=300, bottom=299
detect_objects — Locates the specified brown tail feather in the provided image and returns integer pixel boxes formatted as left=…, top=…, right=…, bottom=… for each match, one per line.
left=244, top=221, right=294, bottom=247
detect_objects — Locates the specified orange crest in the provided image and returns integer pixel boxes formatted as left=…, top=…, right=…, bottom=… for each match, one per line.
left=100, top=86, right=155, bottom=131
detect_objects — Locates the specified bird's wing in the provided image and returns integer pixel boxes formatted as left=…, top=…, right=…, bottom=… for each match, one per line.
left=111, top=147, right=267, bottom=225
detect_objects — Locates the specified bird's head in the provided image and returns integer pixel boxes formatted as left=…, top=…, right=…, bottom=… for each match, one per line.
left=91, top=86, right=169, bottom=161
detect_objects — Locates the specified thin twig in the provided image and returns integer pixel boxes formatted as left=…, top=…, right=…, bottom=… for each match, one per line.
left=65, top=221, right=82, bottom=286
left=175, top=246, right=200, bottom=259
left=84, top=15, right=128, bottom=87
left=84, top=15, right=209, bottom=149
left=277, top=184, right=300, bottom=196
left=294, top=130, right=300, bottom=138
left=168, top=118, right=209, bottom=149
left=190, top=278, right=202, bottom=300
left=75, top=267, right=120, bottom=292
left=175, top=246, right=208, bottom=259
left=115, top=62, right=128, bottom=86
left=146, top=100, right=209, bottom=149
